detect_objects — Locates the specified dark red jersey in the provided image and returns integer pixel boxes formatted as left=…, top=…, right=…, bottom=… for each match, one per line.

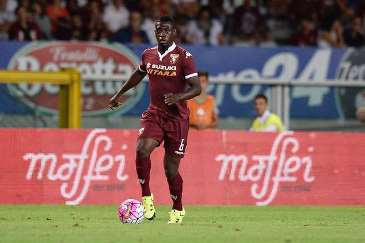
left=138, top=43, right=197, bottom=119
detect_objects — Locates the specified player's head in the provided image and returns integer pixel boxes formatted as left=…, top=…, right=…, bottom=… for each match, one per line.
left=254, top=94, right=268, bottom=116
left=198, top=71, right=209, bottom=93
left=155, top=16, right=176, bottom=46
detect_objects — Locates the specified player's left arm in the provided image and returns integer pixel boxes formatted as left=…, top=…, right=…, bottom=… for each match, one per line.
left=164, top=76, right=201, bottom=105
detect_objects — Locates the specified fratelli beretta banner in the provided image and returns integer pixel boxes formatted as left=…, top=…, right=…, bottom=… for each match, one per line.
left=0, top=41, right=364, bottom=119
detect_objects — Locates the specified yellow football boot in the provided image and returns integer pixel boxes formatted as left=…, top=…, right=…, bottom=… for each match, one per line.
left=142, top=194, right=156, bottom=220
left=167, top=208, right=185, bottom=224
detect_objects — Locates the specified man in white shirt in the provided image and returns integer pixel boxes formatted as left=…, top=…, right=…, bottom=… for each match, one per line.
left=103, top=0, right=129, bottom=33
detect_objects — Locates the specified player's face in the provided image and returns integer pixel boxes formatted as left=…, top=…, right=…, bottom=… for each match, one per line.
left=254, top=98, right=267, bottom=116
left=155, top=21, right=174, bottom=46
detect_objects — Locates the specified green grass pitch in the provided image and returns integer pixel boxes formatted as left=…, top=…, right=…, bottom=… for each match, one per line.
left=0, top=205, right=364, bottom=243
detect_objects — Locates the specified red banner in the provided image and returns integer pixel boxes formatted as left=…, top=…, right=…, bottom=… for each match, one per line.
left=1, top=129, right=365, bottom=206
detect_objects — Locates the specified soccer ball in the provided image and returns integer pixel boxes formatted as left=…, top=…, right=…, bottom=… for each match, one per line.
left=118, top=199, right=144, bottom=224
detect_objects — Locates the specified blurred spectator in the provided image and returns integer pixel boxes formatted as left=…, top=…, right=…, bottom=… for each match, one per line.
left=187, top=71, right=218, bottom=130
left=0, top=0, right=17, bottom=40
left=8, top=6, right=42, bottom=40
left=255, top=24, right=276, bottom=47
left=250, top=94, right=284, bottom=132
left=53, top=13, right=85, bottom=40
left=343, top=16, right=365, bottom=47
left=139, top=0, right=173, bottom=17
left=0, top=0, right=364, bottom=48
left=185, top=7, right=224, bottom=45
left=231, top=0, right=262, bottom=45
left=17, top=0, right=30, bottom=9
left=318, top=0, right=344, bottom=24
left=291, top=18, right=318, bottom=46
left=266, top=0, right=293, bottom=45
left=82, top=0, right=108, bottom=41
left=110, top=11, right=149, bottom=44
left=173, top=0, right=199, bottom=19
left=66, top=0, right=81, bottom=15
left=32, top=1, right=52, bottom=39
left=288, top=0, right=321, bottom=25
left=103, top=0, right=129, bottom=33
left=46, top=0, right=69, bottom=32
left=318, top=18, right=345, bottom=48
left=141, top=6, right=160, bottom=44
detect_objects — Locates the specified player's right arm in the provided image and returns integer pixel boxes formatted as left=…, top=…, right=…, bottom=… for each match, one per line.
left=109, top=51, right=148, bottom=109
left=108, top=69, right=146, bottom=110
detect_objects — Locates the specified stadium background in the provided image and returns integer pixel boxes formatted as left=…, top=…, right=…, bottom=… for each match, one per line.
left=0, top=0, right=365, bottom=242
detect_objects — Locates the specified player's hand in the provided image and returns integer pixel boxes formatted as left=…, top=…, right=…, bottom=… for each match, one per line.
left=108, top=95, right=122, bottom=110
left=164, top=93, right=181, bottom=106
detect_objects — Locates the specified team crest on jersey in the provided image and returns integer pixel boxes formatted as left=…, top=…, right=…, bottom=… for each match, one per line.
left=170, top=54, right=179, bottom=64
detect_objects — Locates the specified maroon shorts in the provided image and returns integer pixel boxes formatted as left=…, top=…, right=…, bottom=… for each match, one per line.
left=139, top=108, right=189, bottom=158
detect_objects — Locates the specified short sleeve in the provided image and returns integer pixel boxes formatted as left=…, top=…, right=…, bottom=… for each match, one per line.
left=182, top=50, right=197, bottom=79
left=138, top=51, right=147, bottom=73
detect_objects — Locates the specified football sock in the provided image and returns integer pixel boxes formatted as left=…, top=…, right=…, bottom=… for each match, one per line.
left=136, top=155, right=151, bottom=197
left=167, top=173, right=183, bottom=211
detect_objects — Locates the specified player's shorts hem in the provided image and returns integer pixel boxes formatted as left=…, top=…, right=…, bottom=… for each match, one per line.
left=138, top=135, right=162, bottom=146
left=165, top=149, right=185, bottom=158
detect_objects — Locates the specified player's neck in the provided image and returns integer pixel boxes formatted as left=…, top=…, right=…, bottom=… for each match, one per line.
left=158, top=42, right=173, bottom=54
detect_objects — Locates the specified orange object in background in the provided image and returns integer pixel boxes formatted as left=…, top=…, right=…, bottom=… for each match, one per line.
left=187, top=95, right=217, bottom=128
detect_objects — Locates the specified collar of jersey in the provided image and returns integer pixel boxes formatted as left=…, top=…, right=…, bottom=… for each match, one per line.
left=157, top=42, right=176, bottom=61
left=258, top=110, right=271, bottom=124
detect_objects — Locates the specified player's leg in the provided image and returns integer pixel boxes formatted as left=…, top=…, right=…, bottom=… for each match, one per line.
left=163, top=117, right=189, bottom=224
left=164, top=153, right=186, bottom=224
left=136, top=137, right=159, bottom=220
left=136, top=137, right=159, bottom=197
left=137, top=110, right=163, bottom=220
left=164, top=153, right=183, bottom=210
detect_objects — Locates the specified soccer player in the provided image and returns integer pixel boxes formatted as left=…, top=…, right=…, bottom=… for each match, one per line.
left=108, top=16, right=201, bottom=224
left=250, top=94, right=284, bottom=132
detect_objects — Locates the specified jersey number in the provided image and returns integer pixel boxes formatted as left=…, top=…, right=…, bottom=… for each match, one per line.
left=178, top=139, right=185, bottom=151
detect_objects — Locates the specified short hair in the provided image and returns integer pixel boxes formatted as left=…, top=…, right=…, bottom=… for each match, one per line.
left=158, top=16, right=174, bottom=24
left=254, top=94, right=268, bottom=103
left=198, top=71, right=209, bottom=78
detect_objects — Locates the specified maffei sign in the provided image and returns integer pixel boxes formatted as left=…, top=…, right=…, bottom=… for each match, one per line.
left=6, top=42, right=145, bottom=116
left=0, top=129, right=364, bottom=205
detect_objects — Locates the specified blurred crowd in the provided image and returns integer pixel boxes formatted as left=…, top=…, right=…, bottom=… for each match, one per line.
left=1, top=0, right=365, bottom=47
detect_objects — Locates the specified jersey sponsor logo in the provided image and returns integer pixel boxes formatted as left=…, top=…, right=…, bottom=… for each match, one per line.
left=151, top=64, right=176, bottom=70
left=146, top=63, right=177, bottom=77
left=147, top=69, right=177, bottom=77
left=170, top=54, right=179, bottom=64
left=6, top=42, right=144, bottom=116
